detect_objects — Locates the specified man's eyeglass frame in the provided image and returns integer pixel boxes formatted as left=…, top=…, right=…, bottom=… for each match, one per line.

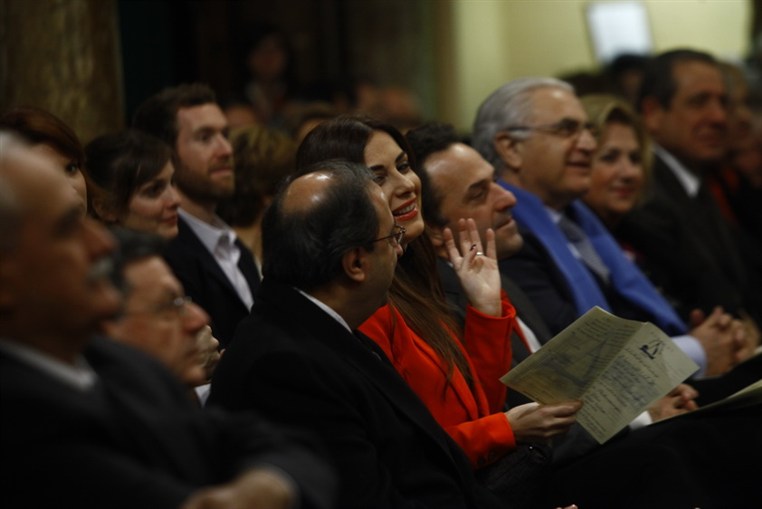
left=503, top=118, right=599, bottom=139
left=373, top=224, right=406, bottom=247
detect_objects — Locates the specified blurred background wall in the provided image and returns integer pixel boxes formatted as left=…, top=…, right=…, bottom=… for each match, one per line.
left=1, top=0, right=758, bottom=139
left=447, top=0, right=752, bottom=130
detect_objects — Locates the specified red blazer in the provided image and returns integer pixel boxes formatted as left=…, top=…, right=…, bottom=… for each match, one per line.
left=359, top=294, right=517, bottom=468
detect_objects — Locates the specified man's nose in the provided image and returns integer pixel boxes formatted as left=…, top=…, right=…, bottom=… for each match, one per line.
left=216, top=134, right=233, bottom=158
left=184, top=301, right=210, bottom=331
left=493, top=184, right=517, bottom=210
left=577, top=128, right=598, bottom=151
left=707, top=99, right=728, bottom=125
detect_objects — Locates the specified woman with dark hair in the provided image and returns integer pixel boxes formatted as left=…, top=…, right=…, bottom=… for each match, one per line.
left=296, top=116, right=580, bottom=500
left=0, top=107, right=88, bottom=210
left=85, top=129, right=180, bottom=239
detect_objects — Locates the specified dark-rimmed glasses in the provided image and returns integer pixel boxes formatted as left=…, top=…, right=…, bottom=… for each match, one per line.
left=373, top=224, right=406, bottom=247
left=504, top=118, right=599, bottom=139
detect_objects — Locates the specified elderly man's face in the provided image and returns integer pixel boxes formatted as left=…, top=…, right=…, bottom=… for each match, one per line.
left=644, top=60, right=728, bottom=166
left=507, top=87, right=597, bottom=210
left=0, top=148, right=121, bottom=346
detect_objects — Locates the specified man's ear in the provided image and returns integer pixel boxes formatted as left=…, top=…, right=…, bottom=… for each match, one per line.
left=640, top=97, right=664, bottom=133
left=342, top=247, right=368, bottom=283
left=494, top=131, right=523, bottom=171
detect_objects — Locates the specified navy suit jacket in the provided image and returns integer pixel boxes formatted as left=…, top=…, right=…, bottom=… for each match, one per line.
left=164, top=216, right=260, bottom=348
left=0, top=337, right=334, bottom=509
left=208, top=280, right=502, bottom=509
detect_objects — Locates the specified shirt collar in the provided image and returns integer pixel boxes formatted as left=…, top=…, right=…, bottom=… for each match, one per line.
left=545, top=205, right=563, bottom=224
left=0, top=338, right=97, bottom=391
left=653, top=145, right=701, bottom=197
left=179, top=208, right=238, bottom=253
left=296, top=289, right=352, bottom=332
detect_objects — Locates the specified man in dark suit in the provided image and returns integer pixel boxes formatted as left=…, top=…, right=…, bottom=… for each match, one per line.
left=0, top=134, right=334, bottom=509
left=208, top=160, right=503, bottom=509
left=133, top=83, right=259, bottom=347
left=632, top=48, right=762, bottom=341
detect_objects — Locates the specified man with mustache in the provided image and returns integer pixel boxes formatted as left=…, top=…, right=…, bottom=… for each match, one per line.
left=134, top=84, right=260, bottom=348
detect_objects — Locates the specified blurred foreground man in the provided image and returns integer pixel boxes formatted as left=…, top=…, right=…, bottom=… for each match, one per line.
left=0, top=133, right=334, bottom=509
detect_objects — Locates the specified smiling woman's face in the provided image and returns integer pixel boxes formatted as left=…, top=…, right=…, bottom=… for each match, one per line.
left=584, top=121, right=645, bottom=226
left=363, top=130, right=424, bottom=244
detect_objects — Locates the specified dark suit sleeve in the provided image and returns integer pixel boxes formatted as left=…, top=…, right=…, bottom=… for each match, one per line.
left=201, top=408, right=336, bottom=509
left=622, top=199, right=744, bottom=319
left=499, top=235, right=579, bottom=335
left=3, top=434, right=194, bottom=508
left=210, top=348, right=429, bottom=509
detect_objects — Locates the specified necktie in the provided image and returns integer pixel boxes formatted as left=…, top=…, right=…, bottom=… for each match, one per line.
left=557, top=214, right=611, bottom=285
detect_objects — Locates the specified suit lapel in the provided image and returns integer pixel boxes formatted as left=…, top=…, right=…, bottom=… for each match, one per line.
left=86, top=339, right=210, bottom=481
left=501, top=276, right=552, bottom=345
left=175, top=217, right=250, bottom=307
left=234, top=237, right=261, bottom=293
left=654, top=157, right=747, bottom=286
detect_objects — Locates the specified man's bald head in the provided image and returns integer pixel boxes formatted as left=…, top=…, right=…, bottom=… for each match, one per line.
left=281, top=171, right=341, bottom=215
left=262, top=160, right=381, bottom=290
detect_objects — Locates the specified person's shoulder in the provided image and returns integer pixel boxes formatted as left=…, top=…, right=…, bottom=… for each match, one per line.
left=86, top=336, right=191, bottom=398
left=164, top=220, right=203, bottom=257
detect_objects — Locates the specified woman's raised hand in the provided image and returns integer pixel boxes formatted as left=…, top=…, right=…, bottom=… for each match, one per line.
left=443, top=218, right=502, bottom=317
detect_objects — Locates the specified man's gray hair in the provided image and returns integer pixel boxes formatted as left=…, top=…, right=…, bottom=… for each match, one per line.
left=472, top=77, right=573, bottom=171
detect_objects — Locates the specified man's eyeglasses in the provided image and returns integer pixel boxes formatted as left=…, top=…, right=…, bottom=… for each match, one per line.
left=373, top=224, right=406, bottom=247
left=504, top=118, right=599, bottom=139
left=124, top=295, right=193, bottom=318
